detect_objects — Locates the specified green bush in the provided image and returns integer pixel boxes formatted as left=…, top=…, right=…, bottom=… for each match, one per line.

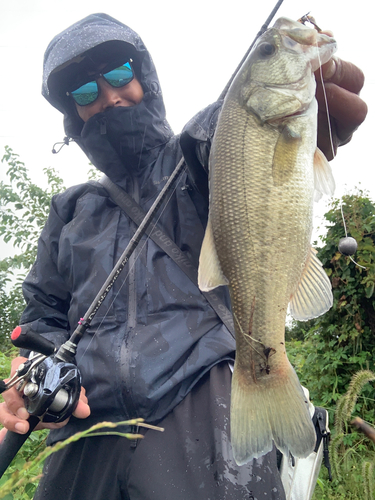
left=0, top=148, right=101, bottom=498
left=287, top=189, right=375, bottom=498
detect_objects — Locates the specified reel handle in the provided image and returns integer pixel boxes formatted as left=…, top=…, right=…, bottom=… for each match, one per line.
left=11, top=325, right=55, bottom=356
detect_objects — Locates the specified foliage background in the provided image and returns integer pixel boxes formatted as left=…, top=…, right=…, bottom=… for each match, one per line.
left=0, top=148, right=374, bottom=498
left=0, top=148, right=100, bottom=499
left=286, top=189, right=375, bottom=499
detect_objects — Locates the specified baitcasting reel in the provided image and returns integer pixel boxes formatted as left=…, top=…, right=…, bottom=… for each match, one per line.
left=0, top=325, right=81, bottom=477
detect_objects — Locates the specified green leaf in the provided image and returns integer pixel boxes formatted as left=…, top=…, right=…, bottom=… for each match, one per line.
left=365, top=282, right=374, bottom=298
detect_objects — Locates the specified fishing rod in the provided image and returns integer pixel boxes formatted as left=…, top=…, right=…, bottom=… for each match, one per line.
left=0, top=157, right=186, bottom=478
left=0, top=0, right=285, bottom=478
left=219, top=0, right=285, bottom=100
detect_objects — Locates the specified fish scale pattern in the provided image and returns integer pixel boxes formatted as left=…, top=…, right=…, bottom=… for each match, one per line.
left=200, top=18, right=336, bottom=464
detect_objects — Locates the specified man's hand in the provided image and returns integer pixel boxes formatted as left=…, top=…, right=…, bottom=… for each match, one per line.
left=315, top=55, right=367, bottom=160
left=0, top=356, right=90, bottom=443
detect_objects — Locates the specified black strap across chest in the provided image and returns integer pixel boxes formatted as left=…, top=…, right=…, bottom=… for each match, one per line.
left=99, top=175, right=235, bottom=338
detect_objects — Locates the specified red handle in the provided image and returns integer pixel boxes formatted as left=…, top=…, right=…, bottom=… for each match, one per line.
left=11, top=325, right=55, bottom=356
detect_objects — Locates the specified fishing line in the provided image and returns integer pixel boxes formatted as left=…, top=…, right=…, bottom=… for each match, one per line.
left=233, top=306, right=270, bottom=363
left=76, top=164, right=188, bottom=363
left=316, top=50, right=335, bottom=161
left=316, top=43, right=366, bottom=270
left=80, top=126, right=150, bottom=355
left=69, top=2, right=289, bottom=362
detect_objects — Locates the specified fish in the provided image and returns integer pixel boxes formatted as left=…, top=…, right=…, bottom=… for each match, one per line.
left=198, top=17, right=337, bottom=465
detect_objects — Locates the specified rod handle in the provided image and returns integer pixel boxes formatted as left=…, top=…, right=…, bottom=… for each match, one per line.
left=0, top=415, right=40, bottom=478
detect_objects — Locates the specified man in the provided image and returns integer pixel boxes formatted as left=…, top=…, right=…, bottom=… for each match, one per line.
left=0, top=13, right=367, bottom=500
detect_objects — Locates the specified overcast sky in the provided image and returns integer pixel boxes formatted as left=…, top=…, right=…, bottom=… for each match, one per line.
left=0, top=0, right=373, bottom=259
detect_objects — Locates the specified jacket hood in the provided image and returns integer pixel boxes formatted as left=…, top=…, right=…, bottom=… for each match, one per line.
left=42, top=13, right=173, bottom=181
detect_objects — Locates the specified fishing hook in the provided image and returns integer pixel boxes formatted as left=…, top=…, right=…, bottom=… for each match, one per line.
left=219, top=0, right=285, bottom=100
left=298, top=12, right=322, bottom=32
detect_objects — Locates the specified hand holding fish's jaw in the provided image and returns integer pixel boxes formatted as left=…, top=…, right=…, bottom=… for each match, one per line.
left=315, top=55, right=367, bottom=160
left=245, top=17, right=366, bottom=161
left=246, top=23, right=336, bottom=87
left=234, top=19, right=336, bottom=125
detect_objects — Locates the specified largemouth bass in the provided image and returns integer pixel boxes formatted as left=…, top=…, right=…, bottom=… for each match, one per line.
left=198, top=17, right=337, bottom=464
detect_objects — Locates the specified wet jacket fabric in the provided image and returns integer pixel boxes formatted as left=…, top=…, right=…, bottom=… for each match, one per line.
left=21, top=14, right=235, bottom=445
left=33, top=363, right=286, bottom=500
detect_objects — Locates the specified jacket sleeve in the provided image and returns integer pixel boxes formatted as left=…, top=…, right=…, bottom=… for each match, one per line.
left=19, top=185, right=88, bottom=354
left=179, top=101, right=223, bottom=198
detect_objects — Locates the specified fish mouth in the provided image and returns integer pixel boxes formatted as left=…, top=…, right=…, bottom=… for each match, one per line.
left=266, top=74, right=310, bottom=90
left=271, top=18, right=337, bottom=70
left=251, top=70, right=311, bottom=92
left=283, top=106, right=310, bottom=119
left=267, top=105, right=309, bottom=124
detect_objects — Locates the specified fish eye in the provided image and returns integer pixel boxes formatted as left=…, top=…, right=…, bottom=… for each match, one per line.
left=258, top=42, right=276, bottom=57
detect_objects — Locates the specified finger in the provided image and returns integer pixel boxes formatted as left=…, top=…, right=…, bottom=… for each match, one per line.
left=72, top=386, right=90, bottom=419
left=0, top=356, right=31, bottom=434
left=0, top=402, right=30, bottom=434
left=9, top=356, right=28, bottom=377
left=1, top=387, right=29, bottom=422
left=79, top=386, right=88, bottom=404
left=316, top=82, right=368, bottom=143
left=33, top=397, right=90, bottom=429
left=0, top=427, right=7, bottom=444
left=315, top=57, right=365, bottom=94
left=73, top=398, right=91, bottom=419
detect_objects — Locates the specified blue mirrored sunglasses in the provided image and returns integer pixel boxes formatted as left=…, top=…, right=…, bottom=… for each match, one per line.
left=67, top=61, right=134, bottom=106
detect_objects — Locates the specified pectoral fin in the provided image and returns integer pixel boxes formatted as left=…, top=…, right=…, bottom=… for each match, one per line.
left=272, top=126, right=301, bottom=186
left=289, top=246, right=333, bottom=321
left=313, top=148, right=336, bottom=202
left=198, top=217, right=229, bottom=291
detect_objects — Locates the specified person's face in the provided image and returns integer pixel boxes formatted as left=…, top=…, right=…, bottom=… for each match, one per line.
left=74, top=64, right=144, bottom=122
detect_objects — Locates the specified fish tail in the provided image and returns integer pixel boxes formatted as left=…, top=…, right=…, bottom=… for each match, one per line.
left=230, top=363, right=316, bottom=465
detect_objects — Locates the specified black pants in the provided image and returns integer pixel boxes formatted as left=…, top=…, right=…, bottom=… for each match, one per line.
left=34, top=362, right=285, bottom=500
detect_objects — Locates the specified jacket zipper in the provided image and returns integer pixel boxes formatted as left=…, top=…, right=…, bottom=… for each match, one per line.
left=127, top=176, right=139, bottom=329
left=120, top=174, right=139, bottom=420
